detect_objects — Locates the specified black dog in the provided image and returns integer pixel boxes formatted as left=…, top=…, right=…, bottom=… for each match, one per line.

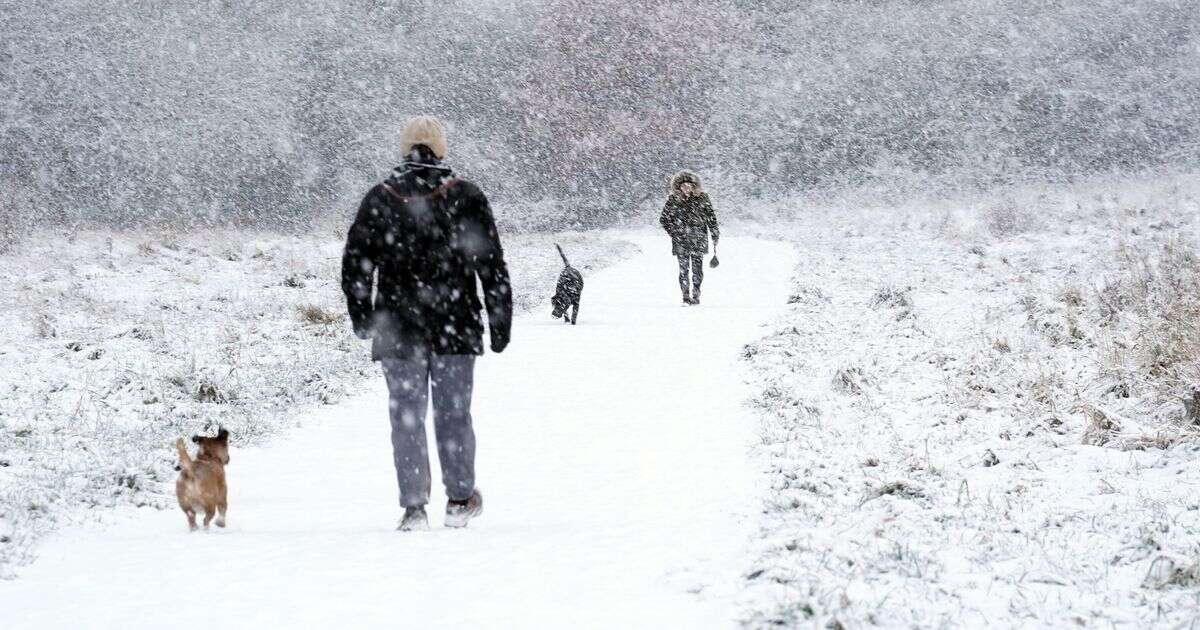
left=550, top=244, right=583, bottom=325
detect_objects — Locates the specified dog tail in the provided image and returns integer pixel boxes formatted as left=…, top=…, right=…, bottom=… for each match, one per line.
left=175, top=438, right=193, bottom=476
left=555, top=243, right=570, bottom=267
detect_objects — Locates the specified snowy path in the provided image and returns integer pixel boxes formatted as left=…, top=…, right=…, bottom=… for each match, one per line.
left=1, top=234, right=794, bottom=629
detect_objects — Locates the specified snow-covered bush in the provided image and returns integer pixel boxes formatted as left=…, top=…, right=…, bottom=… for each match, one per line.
left=983, top=197, right=1037, bottom=237
left=1092, top=238, right=1200, bottom=441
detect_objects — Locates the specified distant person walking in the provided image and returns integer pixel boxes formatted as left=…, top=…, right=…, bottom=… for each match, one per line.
left=659, top=170, right=720, bottom=305
left=341, top=116, right=512, bottom=531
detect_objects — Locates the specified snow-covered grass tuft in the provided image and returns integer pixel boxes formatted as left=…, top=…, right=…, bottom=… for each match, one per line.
left=296, top=304, right=344, bottom=327
left=830, top=363, right=872, bottom=397
left=868, top=284, right=912, bottom=310
left=786, top=283, right=829, bottom=307
left=1092, top=239, right=1200, bottom=440
left=0, top=227, right=637, bottom=578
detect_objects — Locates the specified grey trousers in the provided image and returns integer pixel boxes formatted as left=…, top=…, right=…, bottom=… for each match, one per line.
left=678, top=254, right=704, bottom=299
left=381, top=355, right=476, bottom=507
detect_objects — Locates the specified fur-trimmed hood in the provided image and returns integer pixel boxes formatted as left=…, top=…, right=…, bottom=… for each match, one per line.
left=669, top=170, right=703, bottom=196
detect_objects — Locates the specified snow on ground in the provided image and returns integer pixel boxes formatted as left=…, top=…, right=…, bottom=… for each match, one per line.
left=0, top=227, right=637, bottom=577
left=6, top=178, right=1200, bottom=628
left=737, top=183, right=1200, bottom=627
left=0, top=234, right=795, bottom=628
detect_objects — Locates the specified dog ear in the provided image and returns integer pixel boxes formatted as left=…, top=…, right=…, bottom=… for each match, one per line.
left=217, top=427, right=229, bottom=440
left=191, top=435, right=202, bottom=443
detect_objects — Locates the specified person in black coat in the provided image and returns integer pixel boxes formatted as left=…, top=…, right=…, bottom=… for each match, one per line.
left=341, top=116, right=511, bottom=531
left=659, top=170, right=720, bottom=305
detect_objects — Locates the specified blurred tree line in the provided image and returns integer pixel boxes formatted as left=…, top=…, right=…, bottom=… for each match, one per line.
left=1, top=0, right=1197, bottom=233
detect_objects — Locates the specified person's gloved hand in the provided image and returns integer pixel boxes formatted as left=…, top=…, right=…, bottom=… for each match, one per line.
left=353, top=324, right=372, bottom=340
left=490, top=330, right=509, bottom=354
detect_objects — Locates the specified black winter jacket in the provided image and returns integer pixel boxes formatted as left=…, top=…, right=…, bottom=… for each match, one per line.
left=660, top=192, right=720, bottom=256
left=341, top=161, right=512, bottom=360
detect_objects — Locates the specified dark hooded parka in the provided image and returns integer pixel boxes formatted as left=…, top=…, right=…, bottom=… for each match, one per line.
left=659, top=170, right=720, bottom=256
left=341, top=150, right=512, bottom=361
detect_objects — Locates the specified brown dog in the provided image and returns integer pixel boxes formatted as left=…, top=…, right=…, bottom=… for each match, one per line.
left=175, top=428, right=230, bottom=531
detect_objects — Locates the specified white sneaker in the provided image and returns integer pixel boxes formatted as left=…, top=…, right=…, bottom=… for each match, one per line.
left=398, top=506, right=430, bottom=531
left=444, top=490, right=483, bottom=528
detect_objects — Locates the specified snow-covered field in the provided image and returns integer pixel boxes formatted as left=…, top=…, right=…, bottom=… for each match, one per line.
left=0, top=226, right=637, bottom=577
left=3, top=177, right=1200, bottom=628
left=738, top=178, right=1200, bottom=627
